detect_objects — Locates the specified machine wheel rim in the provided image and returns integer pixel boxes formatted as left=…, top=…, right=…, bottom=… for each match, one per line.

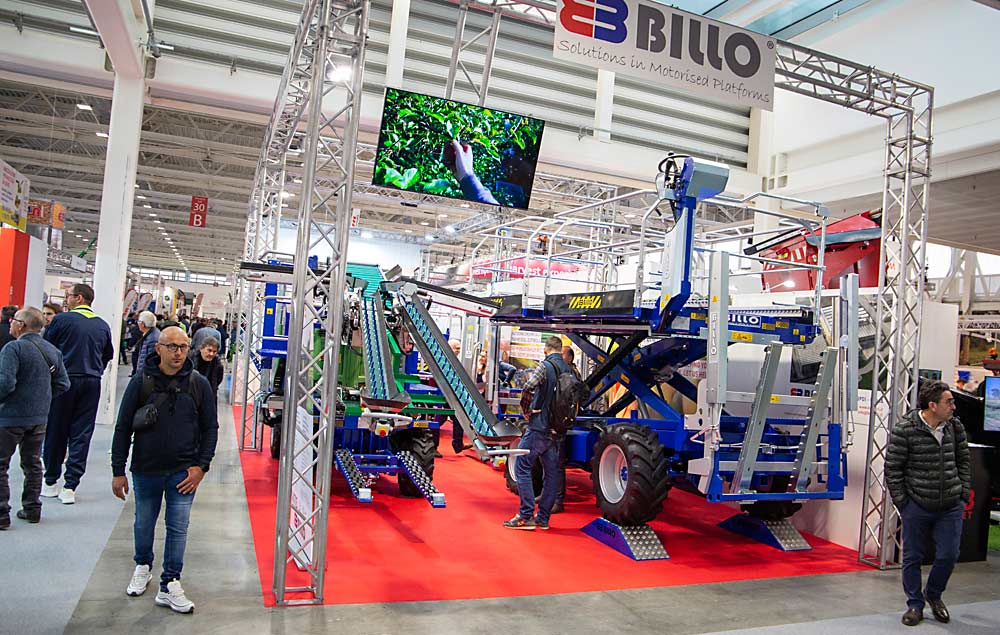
left=599, top=444, right=627, bottom=504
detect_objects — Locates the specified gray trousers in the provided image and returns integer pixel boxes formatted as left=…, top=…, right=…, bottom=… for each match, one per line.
left=0, top=424, right=47, bottom=518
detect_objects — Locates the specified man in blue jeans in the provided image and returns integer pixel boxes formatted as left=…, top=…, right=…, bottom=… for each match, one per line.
left=886, top=380, right=972, bottom=627
left=504, top=336, right=570, bottom=531
left=111, top=326, right=218, bottom=614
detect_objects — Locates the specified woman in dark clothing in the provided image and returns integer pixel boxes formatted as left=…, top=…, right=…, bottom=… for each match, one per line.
left=187, top=337, right=224, bottom=399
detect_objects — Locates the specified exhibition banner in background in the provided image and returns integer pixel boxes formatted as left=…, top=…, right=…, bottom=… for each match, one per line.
left=0, top=158, right=30, bottom=231
left=553, top=0, right=776, bottom=110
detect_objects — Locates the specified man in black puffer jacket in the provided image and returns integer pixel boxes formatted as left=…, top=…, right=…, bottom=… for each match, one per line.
left=886, top=380, right=971, bottom=627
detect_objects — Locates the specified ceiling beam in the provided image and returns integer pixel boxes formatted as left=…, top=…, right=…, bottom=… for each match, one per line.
left=82, top=0, right=145, bottom=79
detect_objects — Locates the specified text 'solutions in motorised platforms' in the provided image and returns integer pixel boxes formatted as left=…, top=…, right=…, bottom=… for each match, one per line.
left=553, top=0, right=776, bottom=111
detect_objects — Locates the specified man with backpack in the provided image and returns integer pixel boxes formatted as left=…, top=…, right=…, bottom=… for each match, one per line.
left=505, top=336, right=587, bottom=530
left=111, top=326, right=218, bottom=614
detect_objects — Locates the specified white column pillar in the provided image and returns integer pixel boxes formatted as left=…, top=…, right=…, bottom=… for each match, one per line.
left=385, top=0, right=410, bottom=88
left=594, top=69, right=615, bottom=142
left=93, top=75, right=146, bottom=425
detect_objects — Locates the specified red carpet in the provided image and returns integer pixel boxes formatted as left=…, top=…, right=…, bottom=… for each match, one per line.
left=234, top=407, right=870, bottom=606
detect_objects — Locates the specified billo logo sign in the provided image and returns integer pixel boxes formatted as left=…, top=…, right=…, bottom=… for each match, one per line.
left=554, top=0, right=774, bottom=109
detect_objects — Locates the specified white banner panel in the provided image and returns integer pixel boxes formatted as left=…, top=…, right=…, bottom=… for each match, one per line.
left=553, top=0, right=775, bottom=110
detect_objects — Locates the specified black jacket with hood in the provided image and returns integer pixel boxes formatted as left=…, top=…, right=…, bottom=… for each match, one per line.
left=112, top=351, right=218, bottom=477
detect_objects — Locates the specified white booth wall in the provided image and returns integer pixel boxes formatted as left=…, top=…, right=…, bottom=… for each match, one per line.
left=792, top=300, right=959, bottom=550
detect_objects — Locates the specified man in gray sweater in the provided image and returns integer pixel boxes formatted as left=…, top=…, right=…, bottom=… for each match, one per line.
left=886, top=380, right=972, bottom=627
left=0, top=307, right=70, bottom=528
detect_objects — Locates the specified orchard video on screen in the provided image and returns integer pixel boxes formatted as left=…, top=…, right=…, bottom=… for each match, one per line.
left=373, top=88, right=546, bottom=210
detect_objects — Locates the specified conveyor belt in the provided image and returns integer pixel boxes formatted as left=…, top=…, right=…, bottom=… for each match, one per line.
left=359, top=297, right=410, bottom=413
left=395, top=282, right=521, bottom=446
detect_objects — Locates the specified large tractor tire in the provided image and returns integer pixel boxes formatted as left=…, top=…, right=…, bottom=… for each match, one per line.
left=504, top=448, right=544, bottom=498
left=390, top=428, right=436, bottom=498
left=591, top=423, right=670, bottom=525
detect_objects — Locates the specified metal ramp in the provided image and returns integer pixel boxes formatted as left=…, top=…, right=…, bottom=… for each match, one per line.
left=394, top=282, right=521, bottom=457
left=581, top=518, right=670, bottom=561
left=334, top=449, right=372, bottom=504
left=396, top=450, right=446, bottom=508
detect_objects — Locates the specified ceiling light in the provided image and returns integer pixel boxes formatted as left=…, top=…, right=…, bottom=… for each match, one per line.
left=143, top=204, right=151, bottom=209
left=438, top=214, right=448, bottom=219
left=444, top=225, right=456, bottom=234
left=461, top=203, right=470, bottom=208
left=420, top=221, right=429, bottom=226
left=134, top=184, right=139, bottom=188
left=136, top=194, right=146, bottom=200
left=292, top=178, right=303, bottom=184
left=96, top=132, right=108, bottom=138
left=154, top=220, right=161, bottom=224
left=148, top=212, right=157, bottom=216
left=157, top=42, right=175, bottom=51
left=360, top=231, right=373, bottom=239
left=76, top=104, right=92, bottom=111
left=281, top=191, right=293, bottom=199
left=404, top=229, right=412, bottom=233
left=425, top=234, right=436, bottom=242
left=624, top=213, right=636, bottom=219
left=69, top=26, right=99, bottom=36
left=327, top=65, right=352, bottom=82
left=280, top=203, right=289, bottom=208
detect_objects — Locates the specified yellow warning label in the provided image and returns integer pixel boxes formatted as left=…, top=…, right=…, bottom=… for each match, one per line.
left=569, top=295, right=602, bottom=310
left=770, top=395, right=781, bottom=403
left=633, top=353, right=642, bottom=362
left=691, top=313, right=706, bottom=320
left=800, top=335, right=807, bottom=342
left=414, top=420, right=429, bottom=428
left=733, top=332, right=753, bottom=342
left=266, top=308, right=274, bottom=315
left=620, top=374, right=630, bottom=384
left=711, top=295, right=718, bottom=303
left=793, top=329, right=799, bottom=335
left=762, top=323, right=775, bottom=331
left=776, top=321, right=789, bottom=329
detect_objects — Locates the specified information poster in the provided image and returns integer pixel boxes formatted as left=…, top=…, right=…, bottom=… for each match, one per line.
left=0, top=158, right=29, bottom=231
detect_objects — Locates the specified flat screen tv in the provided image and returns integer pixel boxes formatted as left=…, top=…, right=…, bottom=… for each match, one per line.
left=983, top=376, right=1000, bottom=433
left=372, top=88, right=546, bottom=210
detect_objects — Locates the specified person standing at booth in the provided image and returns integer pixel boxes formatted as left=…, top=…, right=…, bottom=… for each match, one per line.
left=885, top=380, right=972, bottom=627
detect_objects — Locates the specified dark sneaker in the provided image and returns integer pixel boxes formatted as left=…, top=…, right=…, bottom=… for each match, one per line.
left=925, top=596, right=949, bottom=623
left=0, top=516, right=9, bottom=530
left=535, top=518, right=550, bottom=530
left=16, top=510, right=40, bottom=523
left=901, top=607, right=923, bottom=626
left=503, top=514, right=536, bottom=530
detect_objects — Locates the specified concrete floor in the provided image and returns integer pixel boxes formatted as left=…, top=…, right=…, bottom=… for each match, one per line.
left=14, top=369, right=994, bottom=634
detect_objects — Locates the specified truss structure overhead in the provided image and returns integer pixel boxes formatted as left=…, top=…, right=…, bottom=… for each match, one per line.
left=234, top=3, right=932, bottom=603
left=772, top=41, right=933, bottom=570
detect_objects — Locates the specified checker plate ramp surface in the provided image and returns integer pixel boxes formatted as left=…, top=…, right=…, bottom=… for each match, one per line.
left=335, top=449, right=372, bottom=503
left=718, top=514, right=812, bottom=551
left=396, top=450, right=445, bottom=508
left=581, top=518, right=669, bottom=561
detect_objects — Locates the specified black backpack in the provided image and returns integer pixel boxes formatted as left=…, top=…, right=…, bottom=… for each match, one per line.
left=139, top=371, right=205, bottom=414
left=546, top=360, right=590, bottom=436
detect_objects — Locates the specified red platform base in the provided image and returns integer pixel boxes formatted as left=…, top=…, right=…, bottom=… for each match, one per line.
left=234, top=408, right=869, bottom=606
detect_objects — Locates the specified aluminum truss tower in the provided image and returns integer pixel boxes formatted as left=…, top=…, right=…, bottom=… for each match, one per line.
left=771, top=42, right=933, bottom=569
left=236, top=0, right=371, bottom=604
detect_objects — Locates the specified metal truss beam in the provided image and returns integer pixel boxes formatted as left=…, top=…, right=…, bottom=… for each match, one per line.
left=774, top=41, right=934, bottom=570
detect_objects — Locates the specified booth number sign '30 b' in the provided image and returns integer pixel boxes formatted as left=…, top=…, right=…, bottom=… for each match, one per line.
left=553, top=0, right=775, bottom=111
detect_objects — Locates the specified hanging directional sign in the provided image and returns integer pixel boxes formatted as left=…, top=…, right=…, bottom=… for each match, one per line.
left=553, top=0, right=776, bottom=110
left=189, top=196, right=208, bottom=228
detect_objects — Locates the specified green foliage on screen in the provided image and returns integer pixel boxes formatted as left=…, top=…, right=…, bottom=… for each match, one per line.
left=373, top=89, right=545, bottom=209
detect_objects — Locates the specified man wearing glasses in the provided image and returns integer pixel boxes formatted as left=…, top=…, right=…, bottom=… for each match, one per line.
left=886, top=380, right=972, bottom=627
left=41, top=283, right=114, bottom=505
left=111, top=326, right=217, bottom=613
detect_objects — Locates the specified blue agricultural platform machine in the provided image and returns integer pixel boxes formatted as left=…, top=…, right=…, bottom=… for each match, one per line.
left=242, top=154, right=860, bottom=556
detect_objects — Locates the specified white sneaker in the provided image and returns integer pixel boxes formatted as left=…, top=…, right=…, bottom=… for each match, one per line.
left=126, top=565, right=152, bottom=597
left=155, top=580, right=195, bottom=614
left=58, top=488, right=76, bottom=505
left=41, top=483, right=60, bottom=498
